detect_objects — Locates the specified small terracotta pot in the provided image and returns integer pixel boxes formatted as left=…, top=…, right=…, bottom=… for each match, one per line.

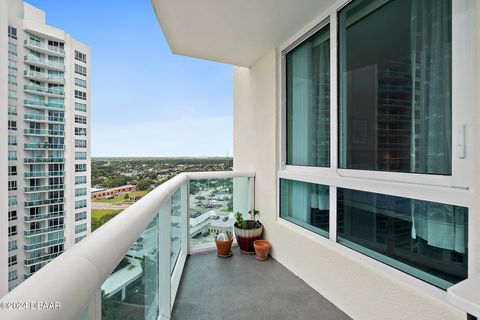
left=215, top=238, right=233, bottom=258
left=253, top=240, right=270, bottom=261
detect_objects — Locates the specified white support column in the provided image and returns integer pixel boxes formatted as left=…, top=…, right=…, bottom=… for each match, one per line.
left=158, top=200, right=171, bottom=319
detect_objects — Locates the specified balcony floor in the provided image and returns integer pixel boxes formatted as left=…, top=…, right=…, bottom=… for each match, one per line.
left=172, top=250, right=351, bottom=320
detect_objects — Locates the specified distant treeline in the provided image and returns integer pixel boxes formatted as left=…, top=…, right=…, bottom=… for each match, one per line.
left=92, top=157, right=233, bottom=190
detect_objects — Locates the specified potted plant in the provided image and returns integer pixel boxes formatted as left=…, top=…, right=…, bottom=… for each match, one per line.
left=253, top=240, right=271, bottom=261
left=234, top=210, right=263, bottom=254
left=215, top=232, right=233, bottom=258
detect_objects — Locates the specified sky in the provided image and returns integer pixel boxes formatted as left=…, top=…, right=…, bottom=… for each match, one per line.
left=26, top=0, right=233, bottom=157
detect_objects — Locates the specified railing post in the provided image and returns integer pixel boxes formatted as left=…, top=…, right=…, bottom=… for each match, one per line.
left=158, top=199, right=172, bottom=319
left=181, top=182, right=189, bottom=255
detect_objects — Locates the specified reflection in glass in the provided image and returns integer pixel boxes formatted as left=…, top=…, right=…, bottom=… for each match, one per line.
left=338, top=0, right=452, bottom=174
left=189, top=178, right=250, bottom=248
left=101, top=215, right=159, bottom=320
left=280, top=179, right=329, bottom=237
left=286, top=25, right=330, bottom=167
left=171, top=189, right=181, bottom=271
left=337, top=188, right=467, bottom=289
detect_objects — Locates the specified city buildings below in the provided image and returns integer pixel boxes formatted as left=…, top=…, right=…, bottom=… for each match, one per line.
left=91, top=185, right=136, bottom=200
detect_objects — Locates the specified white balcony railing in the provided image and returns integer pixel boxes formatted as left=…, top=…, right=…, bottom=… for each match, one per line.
left=0, top=171, right=254, bottom=320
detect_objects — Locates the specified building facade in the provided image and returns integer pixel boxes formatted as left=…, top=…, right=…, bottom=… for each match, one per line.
left=0, top=0, right=91, bottom=293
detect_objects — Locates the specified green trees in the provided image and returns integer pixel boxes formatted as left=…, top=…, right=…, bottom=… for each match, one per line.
left=137, top=179, right=154, bottom=191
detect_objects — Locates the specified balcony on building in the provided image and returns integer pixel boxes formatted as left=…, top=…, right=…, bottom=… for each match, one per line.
left=24, top=38, right=65, bottom=56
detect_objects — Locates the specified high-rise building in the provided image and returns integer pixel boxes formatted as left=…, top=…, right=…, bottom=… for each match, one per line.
left=1, top=0, right=90, bottom=292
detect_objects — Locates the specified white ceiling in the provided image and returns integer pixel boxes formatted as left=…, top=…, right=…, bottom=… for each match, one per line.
left=151, top=0, right=336, bottom=67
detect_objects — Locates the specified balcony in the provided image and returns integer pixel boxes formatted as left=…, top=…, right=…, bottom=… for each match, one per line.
left=24, top=171, right=64, bottom=178
left=24, top=251, right=63, bottom=266
left=24, top=157, right=64, bottom=164
left=24, top=224, right=65, bottom=237
left=24, top=70, right=65, bottom=85
left=24, top=128, right=64, bottom=136
left=173, top=250, right=350, bottom=320
left=24, top=198, right=64, bottom=208
left=24, top=143, right=64, bottom=150
left=23, top=210, right=64, bottom=222
left=24, top=184, right=64, bottom=192
left=24, top=55, right=65, bottom=71
left=24, top=99, right=64, bottom=110
left=24, top=84, right=64, bottom=97
left=24, top=39, right=65, bottom=56
left=24, top=238, right=64, bottom=252
left=0, top=171, right=351, bottom=320
left=24, top=114, right=64, bottom=123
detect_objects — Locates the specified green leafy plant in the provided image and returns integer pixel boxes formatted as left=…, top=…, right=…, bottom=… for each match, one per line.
left=249, top=209, right=260, bottom=221
left=235, top=210, right=261, bottom=229
left=235, top=212, right=248, bottom=229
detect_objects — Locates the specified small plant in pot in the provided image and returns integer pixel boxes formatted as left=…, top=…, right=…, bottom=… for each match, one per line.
left=234, top=210, right=263, bottom=254
left=215, top=231, right=233, bottom=258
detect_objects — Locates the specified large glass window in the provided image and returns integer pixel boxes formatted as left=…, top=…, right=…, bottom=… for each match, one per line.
left=280, top=179, right=329, bottom=237
left=337, top=188, right=467, bottom=289
left=338, top=0, right=452, bottom=174
left=286, top=25, right=330, bottom=167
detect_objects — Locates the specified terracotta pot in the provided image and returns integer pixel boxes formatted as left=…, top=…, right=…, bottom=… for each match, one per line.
left=234, top=221, right=263, bottom=254
left=215, top=238, right=233, bottom=258
left=253, top=240, right=270, bottom=261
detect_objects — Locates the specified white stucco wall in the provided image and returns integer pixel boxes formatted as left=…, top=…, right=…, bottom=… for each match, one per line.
left=233, top=47, right=472, bottom=319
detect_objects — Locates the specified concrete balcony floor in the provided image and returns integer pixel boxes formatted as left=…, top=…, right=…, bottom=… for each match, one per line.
left=173, top=249, right=351, bottom=320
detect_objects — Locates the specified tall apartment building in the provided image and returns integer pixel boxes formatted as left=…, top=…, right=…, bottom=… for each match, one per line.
left=0, top=0, right=90, bottom=293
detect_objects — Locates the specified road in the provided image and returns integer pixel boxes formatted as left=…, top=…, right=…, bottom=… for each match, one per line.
left=91, top=201, right=131, bottom=210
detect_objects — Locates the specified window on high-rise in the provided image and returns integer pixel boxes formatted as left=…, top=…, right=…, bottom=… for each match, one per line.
left=8, top=75, right=17, bottom=86
left=8, top=151, right=17, bottom=161
left=280, top=0, right=467, bottom=291
left=75, top=102, right=87, bottom=112
left=8, top=60, right=17, bottom=71
left=75, top=90, right=87, bottom=100
left=8, top=43, right=16, bottom=55
left=8, top=166, right=17, bottom=176
left=8, top=121, right=16, bottom=131
left=75, top=115, right=87, bottom=124
left=338, top=0, right=452, bottom=174
left=8, top=255, right=17, bottom=267
left=75, top=78, right=87, bottom=88
left=75, top=50, right=87, bottom=63
left=75, top=64, right=87, bottom=76
left=8, top=240, right=17, bottom=252
left=8, top=26, right=17, bottom=39
left=8, top=225, right=17, bottom=236
left=286, top=24, right=330, bottom=167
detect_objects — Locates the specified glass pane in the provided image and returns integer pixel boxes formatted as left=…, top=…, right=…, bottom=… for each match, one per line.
left=101, top=215, right=159, bottom=320
left=286, top=25, right=330, bottom=167
left=171, top=188, right=181, bottom=271
left=337, top=188, right=467, bottom=289
left=189, top=177, right=250, bottom=248
left=280, top=179, right=329, bottom=237
left=338, top=0, right=452, bottom=174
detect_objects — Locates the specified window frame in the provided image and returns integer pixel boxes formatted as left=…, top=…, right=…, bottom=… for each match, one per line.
left=276, top=0, right=476, bottom=298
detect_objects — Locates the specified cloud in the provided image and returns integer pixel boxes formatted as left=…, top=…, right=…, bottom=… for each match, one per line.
left=92, top=116, right=233, bottom=157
